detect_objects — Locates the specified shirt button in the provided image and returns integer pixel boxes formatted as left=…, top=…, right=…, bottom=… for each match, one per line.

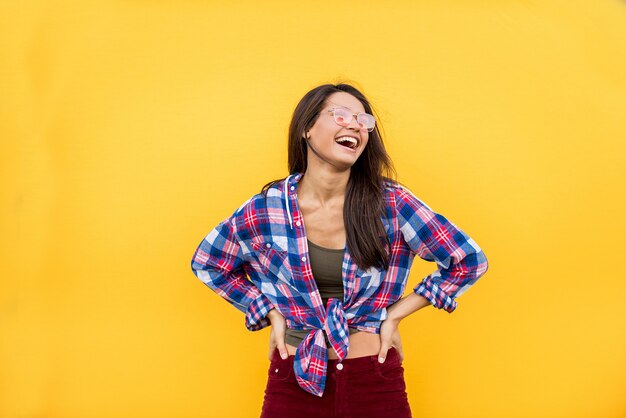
left=336, top=363, right=343, bottom=370
left=301, top=256, right=306, bottom=262
left=295, top=220, right=301, bottom=226
left=290, top=186, right=295, bottom=191
left=266, top=243, right=271, bottom=248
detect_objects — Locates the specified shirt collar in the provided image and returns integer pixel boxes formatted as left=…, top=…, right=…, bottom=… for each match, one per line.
left=284, top=172, right=304, bottom=229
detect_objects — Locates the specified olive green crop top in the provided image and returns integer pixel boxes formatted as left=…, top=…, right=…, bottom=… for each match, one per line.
left=284, top=239, right=359, bottom=349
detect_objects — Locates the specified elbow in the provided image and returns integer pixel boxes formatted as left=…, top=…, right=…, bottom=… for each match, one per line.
left=457, top=248, right=488, bottom=285
left=190, top=253, right=212, bottom=283
left=190, top=256, right=202, bottom=277
left=190, top=261, right=200, bottom=279
left=474, top=249, right=489, bottom=280
left=190, top=247, right=211, bottom=276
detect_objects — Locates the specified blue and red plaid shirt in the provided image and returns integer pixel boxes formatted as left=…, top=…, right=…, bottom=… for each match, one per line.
left=191, top=171, right=489, bottom=397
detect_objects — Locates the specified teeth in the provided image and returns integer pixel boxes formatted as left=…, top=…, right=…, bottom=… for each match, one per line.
left=335, top=136, right=358, bottom=148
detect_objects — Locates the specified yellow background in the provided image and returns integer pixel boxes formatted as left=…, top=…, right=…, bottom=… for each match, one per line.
left=2, top=0, right=625, bottom=417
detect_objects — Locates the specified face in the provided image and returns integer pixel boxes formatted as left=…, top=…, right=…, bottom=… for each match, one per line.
left=303, top=92, right=370, bottom=170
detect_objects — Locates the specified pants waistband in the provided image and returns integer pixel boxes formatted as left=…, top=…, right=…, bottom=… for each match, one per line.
left=271, top=346, right=400, bottom=373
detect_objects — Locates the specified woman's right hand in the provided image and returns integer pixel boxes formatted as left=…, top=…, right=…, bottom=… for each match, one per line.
left=267, top=309, right=288, bottom=361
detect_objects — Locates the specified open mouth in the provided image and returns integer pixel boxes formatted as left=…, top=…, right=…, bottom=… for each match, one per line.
left=334, top=136, right=358, bottom=150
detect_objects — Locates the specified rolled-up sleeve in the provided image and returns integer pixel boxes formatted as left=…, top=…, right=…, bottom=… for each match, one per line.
left=191, top=211, right=275, bottom=331
left=395, top=186, right=489, bottom=313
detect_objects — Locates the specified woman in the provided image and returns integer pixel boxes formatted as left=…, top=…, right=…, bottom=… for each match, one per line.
left=191, top=83, right=489, bottom=417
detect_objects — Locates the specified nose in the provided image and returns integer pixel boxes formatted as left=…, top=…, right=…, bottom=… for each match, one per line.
left=346, top=115, right=360, bottom=131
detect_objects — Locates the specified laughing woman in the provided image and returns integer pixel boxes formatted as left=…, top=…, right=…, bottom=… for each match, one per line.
left=191, top=82, right=489, bottom=417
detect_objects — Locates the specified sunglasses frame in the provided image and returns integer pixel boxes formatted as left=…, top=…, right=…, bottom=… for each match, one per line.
left=327, top=107, right=376, bottom=132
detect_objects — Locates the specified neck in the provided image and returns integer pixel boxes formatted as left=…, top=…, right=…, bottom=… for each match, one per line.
left=298, top=167, right=349, bottom=207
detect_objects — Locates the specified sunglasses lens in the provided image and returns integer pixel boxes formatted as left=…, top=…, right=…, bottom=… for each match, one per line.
left=358, top=114, right=375, bottom=131
left=331, top=108, right=376, bottom=132
left=333, top=108, right=351, bottom=125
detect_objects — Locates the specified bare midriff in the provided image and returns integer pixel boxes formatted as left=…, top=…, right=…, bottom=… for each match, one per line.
left=286, top=330, right=382, bottom=359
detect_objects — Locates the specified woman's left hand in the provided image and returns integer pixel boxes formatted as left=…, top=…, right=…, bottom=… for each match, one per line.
left=378, top=318, right=404, bottom=363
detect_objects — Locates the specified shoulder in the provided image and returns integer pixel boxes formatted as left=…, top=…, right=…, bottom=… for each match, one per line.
left=228, top=179, right=289, bottom=243
left=382, top=178, right=402, bottom=192
left=231, top=177, right=288, bottom=218
left=382, top=178, right=434, bottom=212
left=381, top=178, right=413, bottom=200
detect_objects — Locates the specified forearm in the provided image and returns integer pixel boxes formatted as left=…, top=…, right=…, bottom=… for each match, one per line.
left=386, top=293, right=431, bottom=323
left=267, top=308, right=283, bottom=323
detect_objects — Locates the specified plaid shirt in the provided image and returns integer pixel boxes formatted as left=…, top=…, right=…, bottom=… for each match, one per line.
left=191, top=172, right=489, bottom=397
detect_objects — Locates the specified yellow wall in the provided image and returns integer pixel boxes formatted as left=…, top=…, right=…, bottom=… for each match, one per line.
left=2, top=1, right=625, bottom=417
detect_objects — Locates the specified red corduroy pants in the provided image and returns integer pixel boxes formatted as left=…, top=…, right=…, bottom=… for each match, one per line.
left=260, top=346, right=412, bottom=418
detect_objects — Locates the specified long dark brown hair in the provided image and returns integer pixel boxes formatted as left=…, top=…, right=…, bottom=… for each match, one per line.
left=261, top=83, right=398, bottom=271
